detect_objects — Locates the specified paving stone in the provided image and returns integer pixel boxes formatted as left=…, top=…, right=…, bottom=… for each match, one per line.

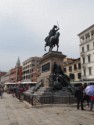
left=9, top=122, right=19, bottom=125
left=0, top=93, right=94, bottom=125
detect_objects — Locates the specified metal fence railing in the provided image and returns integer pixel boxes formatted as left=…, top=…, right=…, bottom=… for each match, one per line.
left=23, top=94, right=77, bottom=106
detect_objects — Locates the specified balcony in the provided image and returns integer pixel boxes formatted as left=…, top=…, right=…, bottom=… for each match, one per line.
left=85, top=37, right=90, bottom=42
left=82, top=76, right=88, bottom=80
left=81, top=63, right=87, bottom=69
left=80, top=52, right=86, bottom=57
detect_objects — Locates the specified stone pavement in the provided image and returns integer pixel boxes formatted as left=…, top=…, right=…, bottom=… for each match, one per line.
left=0, top=93, right=94, bottom=125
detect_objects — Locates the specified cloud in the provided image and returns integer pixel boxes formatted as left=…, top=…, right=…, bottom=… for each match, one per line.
left=0, top=0, right=94, bottom=71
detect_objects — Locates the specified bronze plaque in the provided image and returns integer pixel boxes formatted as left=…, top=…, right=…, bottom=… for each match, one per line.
left=42, top=63, right=50, bottom=72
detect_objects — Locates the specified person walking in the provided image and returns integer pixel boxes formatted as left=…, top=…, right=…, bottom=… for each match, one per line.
left=75, top=85, right=84, bottom=110
left=90, top=96, right=94, bottom=111
left=12, top=86, right=16, bottom=97
left=0, top=87, right=4, bottom=99
left=83, top=83, right=90, bottom=107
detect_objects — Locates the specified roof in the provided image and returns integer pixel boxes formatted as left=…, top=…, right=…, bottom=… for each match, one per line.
left=4, top=82, right=37, bottom=85
left=4, top=82, right=16, bottom=85
left=18, top=82, right=37, bottom=84
left=78, top=24, right=94, bottom=36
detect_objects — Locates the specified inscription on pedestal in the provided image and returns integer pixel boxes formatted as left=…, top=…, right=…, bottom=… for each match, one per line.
left=42, top=63, right=50, bottom=72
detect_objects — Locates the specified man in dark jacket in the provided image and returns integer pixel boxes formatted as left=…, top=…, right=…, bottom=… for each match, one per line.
left=75, top=85, right=84, bottom=110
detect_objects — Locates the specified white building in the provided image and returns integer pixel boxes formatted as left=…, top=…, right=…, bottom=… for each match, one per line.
left=63, top=58, right=81, bottom=82
left=78, top=24, right=94, bottom=81
left=22, top=57, right=41, bottom=82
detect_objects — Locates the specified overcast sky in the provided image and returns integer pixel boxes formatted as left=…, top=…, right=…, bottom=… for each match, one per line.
left=0, top=0, right=94, bottom=71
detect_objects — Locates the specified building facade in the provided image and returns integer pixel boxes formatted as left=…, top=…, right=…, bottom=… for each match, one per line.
left=0, top=71, right=6, bottom=84
left=31, top=66, right=41, bottom=82
left=10, top=68, right=17, bottom=82
left=9, top=57, right=22, bottom=83
left=4, top=71, right=10, bottom=83
left=63, top=58, right=81, bottom=82
left=78, top=24, right=94, bottom=81
left=22, top=57, right=41, bottom=82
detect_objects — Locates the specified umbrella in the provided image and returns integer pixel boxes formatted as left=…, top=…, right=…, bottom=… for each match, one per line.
left=84, top=85, right=94, bottom=96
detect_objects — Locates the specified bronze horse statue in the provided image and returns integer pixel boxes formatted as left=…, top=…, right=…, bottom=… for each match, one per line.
left=44, top=32, right=60, bottom=51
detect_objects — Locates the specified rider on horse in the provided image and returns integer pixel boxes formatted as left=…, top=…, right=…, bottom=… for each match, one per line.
left=45, top=25, right=59, bottom=46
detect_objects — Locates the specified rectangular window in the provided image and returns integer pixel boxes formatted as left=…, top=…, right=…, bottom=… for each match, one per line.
left=69, top=73, right=74, bottom=80
left=88, top=55, right=91, bottom=63
left=69, top=66, right=72, bottom=72
left=32, top=64, right=35, bottom=66
left=78, top=73, right=81, bottom=79
left=91, top=30, right=94, bottom=38
left=82, top=47, right=84, bottom=52
left=74, top=64, right=77, bottom=70
left=63, top=67, right=66, bottom=72
left=83, top=69, right=86, bottom=76
left=88, top=67, right=92, bottom=75
left=83, top=57, right=85, bottom=64
left=87, top=44, right=89, bottom=51
left=32, top=60, right=35, bottom=62
left=78, top=63, right=81, bottom=69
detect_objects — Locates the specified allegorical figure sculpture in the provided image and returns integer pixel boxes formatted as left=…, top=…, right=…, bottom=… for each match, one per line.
left=52, top=62, right=70, bottom=90
left=44, top=25, right=60, bottom=52
left=51, top=62, right=75, bottom=94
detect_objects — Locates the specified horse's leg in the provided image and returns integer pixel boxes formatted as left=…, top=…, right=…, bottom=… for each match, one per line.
left=49, top=47, right=50, bottom=52
left=51, top=46, right=53, bottom=51
left=44, top=44, right=46, bottom=51
left=49, top=46, right=52, bottom=52
left=57, top=45, right=59, bottom=51
left=45, top=46, right=46, bottom=51
left=44, top=46, right=45, bottom=51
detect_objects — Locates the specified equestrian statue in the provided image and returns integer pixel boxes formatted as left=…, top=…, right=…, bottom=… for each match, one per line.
left=44, top=25, right=60, bottom=51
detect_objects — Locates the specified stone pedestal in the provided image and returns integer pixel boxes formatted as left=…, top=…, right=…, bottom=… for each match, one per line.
left=31, top=51, right=76, bottom=105
left=38, top=51, right=66, bottom=87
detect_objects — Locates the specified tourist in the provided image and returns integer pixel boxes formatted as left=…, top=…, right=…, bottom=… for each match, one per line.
left=90, top=96, right=94, bottom=111
left=0, top=87, right=4, bottom=99
left=83, top=83, right=90, bottom=107
left=75, top=85, right=84, bottom=110
left=12, top=86, right=16, bottom=97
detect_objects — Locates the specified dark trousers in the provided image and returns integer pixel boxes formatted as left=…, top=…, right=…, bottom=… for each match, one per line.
left=90, top=100, right=94, bottom=111
left=83, top=95, right=90, bottom=106
left=77, top=98, right=84, bottom=110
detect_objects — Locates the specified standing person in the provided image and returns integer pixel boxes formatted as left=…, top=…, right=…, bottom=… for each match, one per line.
left=90, top=96, right=94, bottom=111
left=75, top=85, right=84, bottom=110
left=0, top=87, right=1, bottom=98
left=19, top=86, right=24, bottom=101
left=83, top=83, right=90, bottom=107
left=0, top=87, right=4, bottom=99
left=12, top=86, right=16, bottom=97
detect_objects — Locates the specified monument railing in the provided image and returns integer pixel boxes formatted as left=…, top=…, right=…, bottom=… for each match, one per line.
left=33, top=95, right=77, bottom=106
left=23, top=94, right=77, bottom=106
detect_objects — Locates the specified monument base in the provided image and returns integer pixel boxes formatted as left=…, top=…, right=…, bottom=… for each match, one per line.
left=31, top=51, right=76, bottom=105
left=37, top=51, right=66, bottom=87
left=32, top=86, right=76, bottom=105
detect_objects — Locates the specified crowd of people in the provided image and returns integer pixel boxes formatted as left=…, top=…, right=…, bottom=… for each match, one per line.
left=1, top=82, right=94, bottom=111
left=5, top=84, right=30, bottom=100
left=75, top=83, right=94, bottom=111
